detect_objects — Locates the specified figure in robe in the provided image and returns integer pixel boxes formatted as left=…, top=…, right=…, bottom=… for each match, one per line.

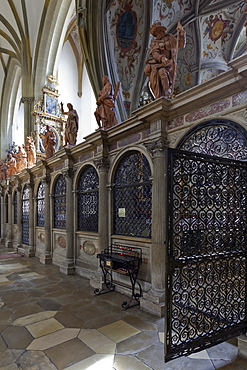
left=61, top=103, right=79, bottom=147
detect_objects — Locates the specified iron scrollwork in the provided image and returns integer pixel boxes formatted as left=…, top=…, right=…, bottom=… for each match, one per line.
left=77, top=166, right=99, bottom=233
left=22, top=185, right=30, bottom=244
left=53, top=175, right=66, bottom=229
left=113, top=151, right=152, bottom=238
left=37, top=182, right=45, bottom=227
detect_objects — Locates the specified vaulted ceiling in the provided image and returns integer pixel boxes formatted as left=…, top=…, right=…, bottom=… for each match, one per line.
left=0, top=0, right=246, bottom=127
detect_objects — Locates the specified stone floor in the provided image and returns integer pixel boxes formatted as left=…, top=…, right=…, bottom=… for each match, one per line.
left=0, top=245, right=247, bottom=370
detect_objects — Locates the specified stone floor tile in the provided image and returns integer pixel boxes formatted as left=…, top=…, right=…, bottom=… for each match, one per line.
left=26, top=317, right=64, bottom=338
left=17, top=350, right=57, bottom=370
left=0, top=309, right=16, bottom=325
left=0, top=276, right=10, bottom=283
left=114, top=354, right=153, bottom=369
left=64, top=354, right=114, bottom=370
left=1, top=326, right=33, bottom=349
left=189, top=350, right=210, bottom=360
left=27, top=328, right=80, bottom=350
left=0, top=334, right=7, bottom=352
left=10, top=303, right=43, bottom=318
left=211, top=360, right=247, bottom=369
left=78, top=328, right=116, bottom=354
left=54, top=311, right=84, bottom=328
left=36, top=298, right=61, bottom=310
left=45, top=338, right=95, bottom=370
left=1, top=292, right=29, bottom=304
left=122, top=314, right=157, bottom=332
left=116, top=331, right=159, bottom=355
left=82, top=312, right=122, bottom=329
left=207, top=341, right=238, bottom=361
left=159, top=332, right=164, bottom=343
left=12, top=311, right=57, bottom=326
left=0, top=363, right=20, bottom=370
left=98, top=320, right=141, bottom=343
left=0, top=349, right=23, bottom=368
left=24, top=288, right=44, bottom=298
left=18, top=272, right=45, bottom=280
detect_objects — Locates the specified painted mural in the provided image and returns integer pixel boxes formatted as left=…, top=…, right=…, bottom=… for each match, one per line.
left=107, top=0, right=145, bottom=116
left=153, top=0, right=192, bottom=28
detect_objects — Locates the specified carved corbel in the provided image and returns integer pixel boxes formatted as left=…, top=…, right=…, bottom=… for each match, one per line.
left=94, top=157, right=110, bottom=171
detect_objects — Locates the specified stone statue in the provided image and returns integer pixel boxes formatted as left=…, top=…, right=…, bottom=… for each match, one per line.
left=15, top=145, right=27, bottom=173
left=0, top=160, right=7, bottom=181
left=6, top=153, right=17, bottom=178
left=25, top=136, right=36, bottom=168
left=40, top=125, right=56, bottom=159
left=94, top=76, right=120, bottom=130
left=144, top=21, right=186, bottom=99
left=61, top=103, right=79, bottom=147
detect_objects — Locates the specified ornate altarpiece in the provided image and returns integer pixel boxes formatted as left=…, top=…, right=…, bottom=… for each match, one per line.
left=31, top=82, right=66, bottom=157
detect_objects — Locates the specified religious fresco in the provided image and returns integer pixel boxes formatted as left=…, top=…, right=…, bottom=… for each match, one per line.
left=201, top=3, right=245, bottom=63
left=174, top=23, right=196, bottom=93
left=107, top=0, right=146, bottom=116
left=153, top=0, right=192, bottom=28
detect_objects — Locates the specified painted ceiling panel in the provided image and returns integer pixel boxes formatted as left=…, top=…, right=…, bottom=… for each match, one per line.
left=25, top=0, right=46, bottom=58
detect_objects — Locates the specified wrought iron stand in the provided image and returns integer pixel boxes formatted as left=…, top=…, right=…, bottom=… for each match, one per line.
left=94, top=244, right=142, bottom=309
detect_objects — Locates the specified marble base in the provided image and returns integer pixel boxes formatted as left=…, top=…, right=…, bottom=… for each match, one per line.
left=140, top=289, right=165, bottom=317
left=238, top=334, right=247, bottom=359
left=59, top=259, right=75, bottom=275
left=39, top=253, right=52, bottom=265
left=5, top=240, right=13, bottom=248
left=17, top=245, right=35, bottom=257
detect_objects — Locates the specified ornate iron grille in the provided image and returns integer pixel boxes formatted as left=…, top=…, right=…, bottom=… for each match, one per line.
left=53, top=175, right=66, bottom=229
left=77, top=166, right=99, bottom=232
left=13, top=191, right=17, bottom=224
left=5, top=195, right=8, bottom=224
left=37, top=182, right=45, bottom=227
left=113, top=151, right=152, bottom=238
left=178, top=119, right=247, bottom=161
left=166, top=148, right=247, bottom=362
left=22, top=185, right=30, bottom=245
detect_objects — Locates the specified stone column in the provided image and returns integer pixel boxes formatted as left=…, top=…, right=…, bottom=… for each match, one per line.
left=40, top=175, right=52, bottom=264
left=60, top=168, right=75, bottom=275
left=21, top=97, right=34, bottom=139
left=5, top=185, right=13, bottom=248
left=141, top=138, right=169, bottom=317
left=94, top=157, right=110, bottom=252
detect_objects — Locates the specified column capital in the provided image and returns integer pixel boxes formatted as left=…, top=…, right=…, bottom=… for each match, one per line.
left=62, top=168, right=75, bottom=179
left=41, top=175, right=51, bottom=184
left=94, top=157, right=110, bottom=171
left=144, top=138, right=169, bottom=158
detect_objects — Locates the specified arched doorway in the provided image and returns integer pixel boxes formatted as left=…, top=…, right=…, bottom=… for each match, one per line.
left=165, top=119, right=247, bottom=362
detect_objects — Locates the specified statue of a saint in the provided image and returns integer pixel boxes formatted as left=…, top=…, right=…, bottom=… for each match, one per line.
left=94, top=76, right=120, bottom=130
left=61, top=103, right=79, bottom=147
left=40, top=125, right=56, bottom=159
left=6, top=153, right=17, bottom=178
left=25, top=136, right=36, bottom=168
left=15, top=145, right=27, bottom=173
left=144, top=21, right=186, bottom=99
left=0, top=160, right=7, bottom=181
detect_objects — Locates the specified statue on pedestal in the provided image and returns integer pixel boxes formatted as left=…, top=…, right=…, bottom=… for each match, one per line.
left=15, top=145, right=27, bottom=173
left=25, top=136, right=36, bottom=168
left=0, top=160, right=7, bottom=181
left=144, top=21, right=186, bottom=99
left=61, top=103, right=79, bottom=147
left=94, top=76, right=120, bottom=130
left=6, top=153, right=17, bottom=178
left=40, top=125, right=56, bottom=159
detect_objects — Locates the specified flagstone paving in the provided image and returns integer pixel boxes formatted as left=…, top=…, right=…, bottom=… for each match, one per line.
left=0, top=245, right=247, bottom=370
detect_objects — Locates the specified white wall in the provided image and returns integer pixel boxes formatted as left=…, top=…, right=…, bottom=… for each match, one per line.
left=57, top=41, right=97, bottom=144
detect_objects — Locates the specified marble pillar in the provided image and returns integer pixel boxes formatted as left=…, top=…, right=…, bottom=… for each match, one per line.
left=141, top=138, right=169, bottom=317
left=16, top=185, right=22, bottom=250
left=0, top=189, right=4, bottom=243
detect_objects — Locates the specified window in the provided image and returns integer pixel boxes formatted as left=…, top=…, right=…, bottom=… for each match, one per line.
left=13, top=191, right=17, bottom=224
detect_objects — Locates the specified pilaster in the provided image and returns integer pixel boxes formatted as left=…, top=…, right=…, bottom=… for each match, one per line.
left=40, top=173, right=52, bottom=264
left=5, top=184, right=13, bottom=248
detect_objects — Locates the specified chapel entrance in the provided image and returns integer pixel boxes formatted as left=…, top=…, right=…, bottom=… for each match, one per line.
left=165, top=119, right=247, bottom=362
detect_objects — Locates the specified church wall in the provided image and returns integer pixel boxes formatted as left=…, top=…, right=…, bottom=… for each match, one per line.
left=1, top=55, right=247, bottom=316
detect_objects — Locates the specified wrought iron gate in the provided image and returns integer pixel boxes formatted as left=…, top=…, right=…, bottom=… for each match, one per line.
left=165, top=148, right=247, bottom=362
left=22, top=186, right=30, bottom=245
